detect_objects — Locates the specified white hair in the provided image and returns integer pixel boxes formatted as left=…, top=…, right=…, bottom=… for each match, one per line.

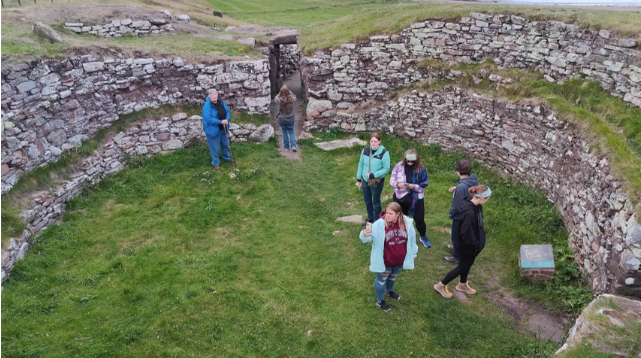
left=208, top=89, right=218, bottom=95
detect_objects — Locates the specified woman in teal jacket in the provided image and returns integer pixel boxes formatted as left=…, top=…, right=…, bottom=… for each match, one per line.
left=356, top=132, right=391, bottom=223
left=360, top=202, right=418, bottom=312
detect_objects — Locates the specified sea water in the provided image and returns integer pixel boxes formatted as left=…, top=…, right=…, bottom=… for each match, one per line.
left=474, top=0, right=640, bottom=7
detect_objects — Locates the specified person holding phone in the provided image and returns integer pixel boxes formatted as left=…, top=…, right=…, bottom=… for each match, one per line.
left=390, top=149, right=430, bottom=248
left=360, top=202, right=418, bottom=312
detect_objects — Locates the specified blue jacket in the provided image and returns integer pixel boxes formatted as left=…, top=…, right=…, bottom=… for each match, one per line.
left=359, top=215, right=418, bottom=272
left=356, top=146, right=390, bottom=182
left=202, top=97, right=231, bottom=137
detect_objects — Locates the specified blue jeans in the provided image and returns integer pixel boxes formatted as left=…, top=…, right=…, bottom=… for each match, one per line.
left=362, top=179, right=385, bottom=222
left=374, top=265, right=402, bottom=301
left=206, top=132, right=230, bottom=166
left=451, top=219, right=460, bottom=260
left=279, top=123, right=296, bottom=149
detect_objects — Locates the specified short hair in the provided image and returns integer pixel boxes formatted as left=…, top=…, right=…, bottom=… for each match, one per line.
left=208, top=89, right=218, bottom=95
left=456, top=159, right=471, bottom=176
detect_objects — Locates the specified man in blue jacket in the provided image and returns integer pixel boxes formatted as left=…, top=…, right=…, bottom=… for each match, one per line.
left=202, top=89, right=234, bottom=169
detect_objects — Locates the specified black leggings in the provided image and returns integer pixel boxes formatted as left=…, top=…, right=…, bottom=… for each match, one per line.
left=441, top=254, right=477, bottom=285
left=393, top=193, right=426, bottom=237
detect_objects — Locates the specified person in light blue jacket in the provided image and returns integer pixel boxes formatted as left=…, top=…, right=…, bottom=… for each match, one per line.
left=356, top=132, right=391, bottom=224
left=359, top=202, right=418, bottom=312
left=202, top=89, right=234, bottom=170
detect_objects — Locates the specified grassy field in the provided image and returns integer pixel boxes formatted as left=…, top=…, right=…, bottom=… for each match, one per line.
left=2, top=0, right=641, bottom=60
left=1, top=131, right=594, bottom=357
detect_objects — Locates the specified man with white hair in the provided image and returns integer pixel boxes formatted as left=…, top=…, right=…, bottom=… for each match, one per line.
left=202, top=89, right=234, bottom=169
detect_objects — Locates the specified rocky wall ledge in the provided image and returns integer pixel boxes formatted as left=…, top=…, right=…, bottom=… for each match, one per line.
left=305, top=86, right=641, bottom=297
left=301, top=12, right=641, bottom=123
left=1, top=55, right=271, bottom=193
left=64, top=19, right=175, bottom=38
left=1, top=113, right=273, bottom=283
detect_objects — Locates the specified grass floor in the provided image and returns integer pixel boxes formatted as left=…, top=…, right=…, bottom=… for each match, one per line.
left=1, top=132, right=591, bottom=357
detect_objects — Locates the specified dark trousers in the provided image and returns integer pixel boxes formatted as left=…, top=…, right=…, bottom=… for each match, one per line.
left=450, top=219, right=460, bottom=260
left=393, top=193, right=426, bottom=237
left=441, top=254, right=477, bottom=285
left=362, top=179, right=385, bottom=222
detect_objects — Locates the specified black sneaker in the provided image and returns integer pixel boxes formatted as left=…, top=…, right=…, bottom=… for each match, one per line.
left=376, top=300, right=391, bottom=312
left=387, top=291, right=400, bottom=300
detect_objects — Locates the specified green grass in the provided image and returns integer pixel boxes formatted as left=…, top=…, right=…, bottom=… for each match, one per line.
left=2, top=133, right=590, bottom=357
left=205, top=0, right=392, bottom=27
left=1, top=21, right=68, bottom=59
left=1, top=19, right=263, bottom=62
left=107, top=33, right=264, bottom=59
left=0, top=105, right=202, bottom=244
left=556, top=297, right=641, bottom=358
left=298, top=3, right=641, bottom=53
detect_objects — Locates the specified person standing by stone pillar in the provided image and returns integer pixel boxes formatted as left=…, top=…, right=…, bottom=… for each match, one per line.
left=274, top=85, right=297, bottom=152
left=202, top=89, right=234, bottom=170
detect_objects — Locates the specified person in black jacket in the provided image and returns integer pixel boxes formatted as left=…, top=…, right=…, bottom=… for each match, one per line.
left=434, top=185, right=492, bottom=298
left=444, top=160, right=478, bottom=264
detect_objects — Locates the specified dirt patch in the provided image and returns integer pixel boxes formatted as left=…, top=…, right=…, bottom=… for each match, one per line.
left=485, top=273, right=569, bottom=342
left=453, top=289, right=470, bottom=302
left=435, top=226, right=452, bottom=234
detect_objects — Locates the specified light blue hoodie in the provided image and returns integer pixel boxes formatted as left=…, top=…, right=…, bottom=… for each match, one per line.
left=359, top=215, right=418, bottom=272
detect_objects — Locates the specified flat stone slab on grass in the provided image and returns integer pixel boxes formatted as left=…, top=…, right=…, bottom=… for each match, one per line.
left=336, top=215, right=363, bottom=224
left=315, top=137, right=367, bottom=151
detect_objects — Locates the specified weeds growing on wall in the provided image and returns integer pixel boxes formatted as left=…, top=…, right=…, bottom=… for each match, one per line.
left=412, top=61, right=641, bottom=210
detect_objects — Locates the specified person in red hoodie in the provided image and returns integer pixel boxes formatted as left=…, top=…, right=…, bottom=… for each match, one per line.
left=434, top=185, right=491, bottom=298
left=360, top=202, right=418, bottom=312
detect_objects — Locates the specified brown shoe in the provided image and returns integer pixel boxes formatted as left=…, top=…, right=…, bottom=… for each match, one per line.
left=446, top=244, right=454, bottom=254
left=213, top=166, right=221, bottom=170
left=455, top=282, right=477, bottom=295
left=228, top=159, right=236, bottom=163
left=444, top=256, right=458, bottom=265
left=434, top=282, right=453, bottom=299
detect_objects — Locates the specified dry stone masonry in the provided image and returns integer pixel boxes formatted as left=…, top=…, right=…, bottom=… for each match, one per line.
left=1, top=56, right=270, bottom=193
left=280, top=44, right=301, bottom=79
left=307, top=86, right=641, bottom=297
left=64, top=19, right=175, bottom=38
left=1, top=113, right=272, bottom=282
left=301, top=12, right=641, bottom=121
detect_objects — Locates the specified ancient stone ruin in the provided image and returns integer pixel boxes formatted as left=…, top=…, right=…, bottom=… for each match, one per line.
left=1, top=13, right=640, bottom=301
left=64, top=19, right=175, bottom=38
